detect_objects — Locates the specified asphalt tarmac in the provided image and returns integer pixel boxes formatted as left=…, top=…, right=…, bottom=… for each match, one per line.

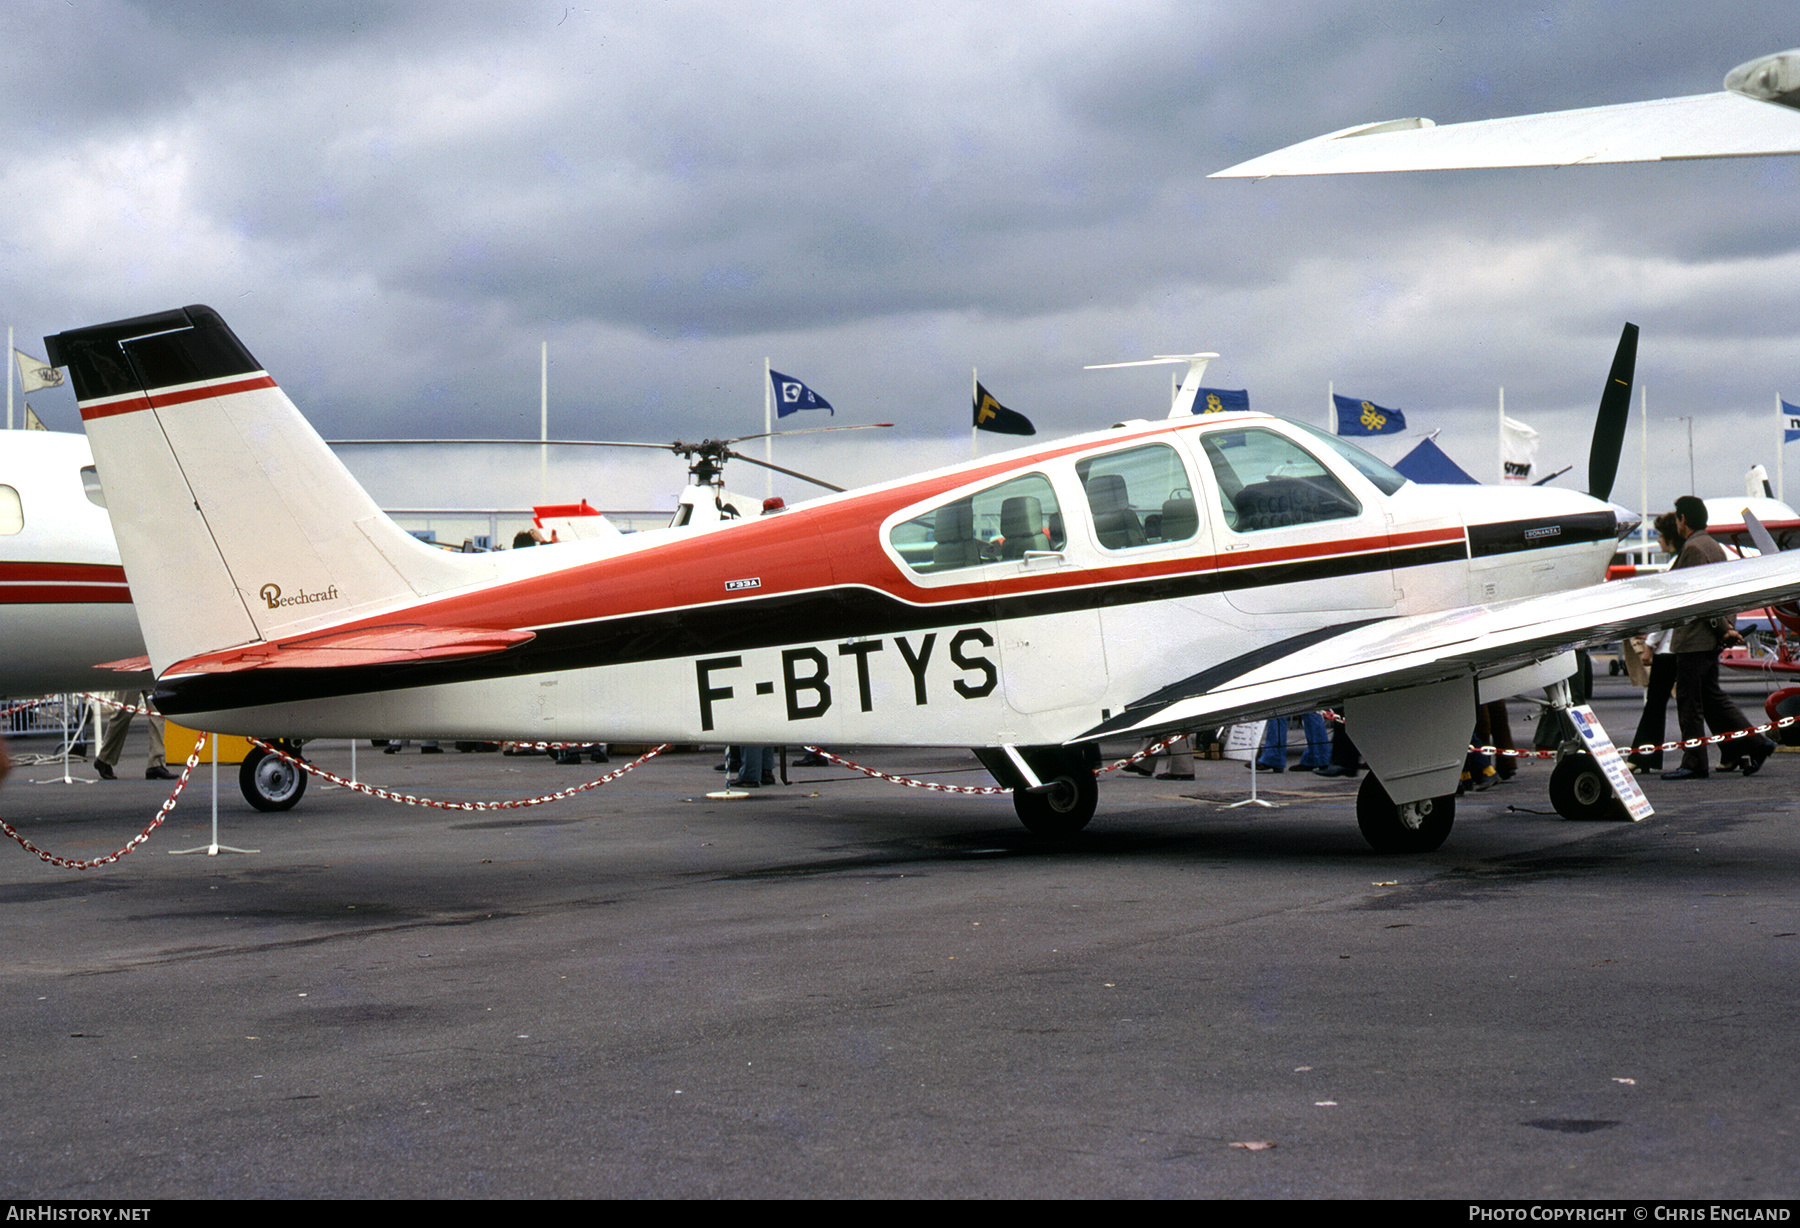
left=1, top=673, right=1796, bottom=1199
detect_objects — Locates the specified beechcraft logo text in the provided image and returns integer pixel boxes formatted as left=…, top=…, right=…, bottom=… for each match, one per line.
left=260, top=582, right=340, bottom=610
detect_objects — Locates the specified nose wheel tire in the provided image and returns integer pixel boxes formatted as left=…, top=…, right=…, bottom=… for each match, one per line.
left=1549, top=752, right=1622, bottom=821
left=1356, top=773, right=1454, bottom=853
left=1012, top=769, right=1098, bottom=837
left=240, top=744, right=308, bottom=812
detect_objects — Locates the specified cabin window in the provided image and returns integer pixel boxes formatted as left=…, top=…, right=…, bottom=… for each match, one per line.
left=890, top=472, right=1064, bottom=574
left=80, top=465, right=107, bottom=508
left=0, top=485, right=20, bottom=535
left=1199, top=428, right=1360, bottom=533
left=1076, top=443, right=1197, bottom=551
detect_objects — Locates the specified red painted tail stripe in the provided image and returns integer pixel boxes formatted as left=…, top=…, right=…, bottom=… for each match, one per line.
left=78, top=374, right=278, bottom=421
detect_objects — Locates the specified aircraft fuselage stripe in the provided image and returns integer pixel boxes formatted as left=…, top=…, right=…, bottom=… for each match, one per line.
left=0, top=562, right=131, bottom=604
left=153, top=533, right=1481, bottom=715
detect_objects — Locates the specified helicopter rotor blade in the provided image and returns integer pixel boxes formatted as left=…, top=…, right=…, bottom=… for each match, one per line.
left=723, top=422, right=896, bottom=446
left=721, top=449, right=845, bottom=492
left=329, top=438, right=680, bottom=452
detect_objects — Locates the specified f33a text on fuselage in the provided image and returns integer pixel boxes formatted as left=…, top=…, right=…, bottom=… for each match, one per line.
left=47, top=306, right=1800, bottom=852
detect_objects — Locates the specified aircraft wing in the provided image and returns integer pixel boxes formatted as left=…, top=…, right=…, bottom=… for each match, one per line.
left=1211, top=90, right=1800, bottom=178
left=1078, top=552, right=1800, bottom=742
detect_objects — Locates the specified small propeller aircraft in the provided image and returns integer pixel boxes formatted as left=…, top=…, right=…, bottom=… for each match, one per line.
left=0, top=429, right=149, bottom=696
left=1211, top=47, right=1800, bottom=178
left=43, top=305, right=1800, bottom=851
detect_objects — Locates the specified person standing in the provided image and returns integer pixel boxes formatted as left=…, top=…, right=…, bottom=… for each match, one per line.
left=1662, top=496, right=1777, bottom=780
left=94, top=691, right=174, bottom=781
left=1626, top=512, right=1683, bottom=773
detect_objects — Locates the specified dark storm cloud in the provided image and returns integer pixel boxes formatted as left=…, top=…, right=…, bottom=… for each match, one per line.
left=3, top=1, right=1797, bottom=510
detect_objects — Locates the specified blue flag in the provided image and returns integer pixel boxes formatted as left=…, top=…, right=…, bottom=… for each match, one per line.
left=1783, top=398, right=1800, bottom=444
left=770, top=369, right=834, bottom=417
left=1193, top=387, right=1249, bottom=415
left=1334, top=393, right=1406, bottom=436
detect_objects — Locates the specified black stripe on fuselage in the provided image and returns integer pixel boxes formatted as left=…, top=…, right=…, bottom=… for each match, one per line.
left=1467, top=511, right=1616, bottom=558
left=152, top=536, right=1468, bottom=715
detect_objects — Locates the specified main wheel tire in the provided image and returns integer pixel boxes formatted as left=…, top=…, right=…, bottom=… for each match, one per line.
left=1012, top=767, right=1098, bottom=837
left=1549, top=752, right=1621, bottom=821
left=1356, top=773, right=1454, bottom=853
left=240, top=744, right=308, bottom=812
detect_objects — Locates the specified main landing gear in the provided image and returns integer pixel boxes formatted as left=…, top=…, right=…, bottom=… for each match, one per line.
left=1355, top=774, right=1455, bottom=853
left=240, top=740, right=308, bottom=812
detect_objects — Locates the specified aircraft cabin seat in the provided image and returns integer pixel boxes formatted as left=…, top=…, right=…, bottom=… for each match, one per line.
left=1085, top=473, right=1147, bottom=550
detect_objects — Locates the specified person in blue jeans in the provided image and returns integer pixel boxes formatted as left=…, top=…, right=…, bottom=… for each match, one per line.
left=1255, top=713, right=1331, bottom=772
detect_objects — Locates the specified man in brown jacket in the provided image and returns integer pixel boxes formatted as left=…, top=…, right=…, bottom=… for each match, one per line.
left=1663, top=495, right=1777, bottom=780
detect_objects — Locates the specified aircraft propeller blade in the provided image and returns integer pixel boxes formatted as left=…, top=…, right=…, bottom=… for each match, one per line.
left=1587, top=322, right=1638, bottom=502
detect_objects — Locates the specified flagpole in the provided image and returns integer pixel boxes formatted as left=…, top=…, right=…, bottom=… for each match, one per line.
left=1497, top=387, right=1504, bottom=483
left=1327, top=380, right=1334, bottom=433
left=1640, top=384, right=1650, bottom=556
left=7, top=325, right=13, bottom=432
left=539, top=341, right=548, bottom=504
left=764, top=358, right=773, bottom=498
left=971, top=368, right=979, bottom=461
left=1778, top=392, right=1785, bottom=506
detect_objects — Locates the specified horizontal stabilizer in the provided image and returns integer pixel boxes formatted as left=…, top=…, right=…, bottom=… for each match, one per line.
left=166, top=625, right=535, bottom=675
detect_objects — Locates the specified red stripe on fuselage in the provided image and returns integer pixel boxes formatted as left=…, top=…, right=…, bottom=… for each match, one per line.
left=205, top=504, right=1467, bottom=659
left=78, top=374, right=278, bottom=421
left=152, top=411, right=1472, bottom=663
left=0, top=561, right=131, bottom=604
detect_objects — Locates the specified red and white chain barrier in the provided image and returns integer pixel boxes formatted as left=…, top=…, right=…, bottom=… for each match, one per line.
left=243, top=736, right=670, bottom=812
left=0, top=732, right=209, bottom=870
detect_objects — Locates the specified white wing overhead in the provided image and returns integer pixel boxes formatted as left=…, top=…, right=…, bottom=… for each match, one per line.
left=1078, top=550, right=1800, bottom=743
left=1211, top=49, right=1800, bottom=178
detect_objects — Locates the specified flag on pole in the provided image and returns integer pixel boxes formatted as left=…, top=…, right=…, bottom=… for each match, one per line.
left=22, top=404, right=45, bottom=431
left=1332, top=393, right=1406, bottom=436
left=769, top=369, right=834, bottom=417
left=1783, top=397, right=1800, bottom=444
left=14, top=349, right=63, bottom=393
left=1192, top=387, right=1249, bottom=415
left=973, top=381, right=1035, bottom=435
left=1501, top=416, right=1539, bottom=483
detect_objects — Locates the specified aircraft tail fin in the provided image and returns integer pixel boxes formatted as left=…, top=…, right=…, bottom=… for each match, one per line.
left=45, top=306, right=486, bottom=674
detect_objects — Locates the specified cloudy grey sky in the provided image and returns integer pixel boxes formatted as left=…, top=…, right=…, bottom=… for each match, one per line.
left=3, top=1, right=1796, bottom=513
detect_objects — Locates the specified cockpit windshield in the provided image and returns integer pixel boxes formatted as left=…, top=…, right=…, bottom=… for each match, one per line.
left=1287, top=421, right=1410, bottom=495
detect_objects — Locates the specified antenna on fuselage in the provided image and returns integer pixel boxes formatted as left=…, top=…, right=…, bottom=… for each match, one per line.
left=1085, top=353, right=1221, bottom=418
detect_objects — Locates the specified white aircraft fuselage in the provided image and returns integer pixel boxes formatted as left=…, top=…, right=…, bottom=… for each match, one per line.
left=0, top=430, right=148, bottom=696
